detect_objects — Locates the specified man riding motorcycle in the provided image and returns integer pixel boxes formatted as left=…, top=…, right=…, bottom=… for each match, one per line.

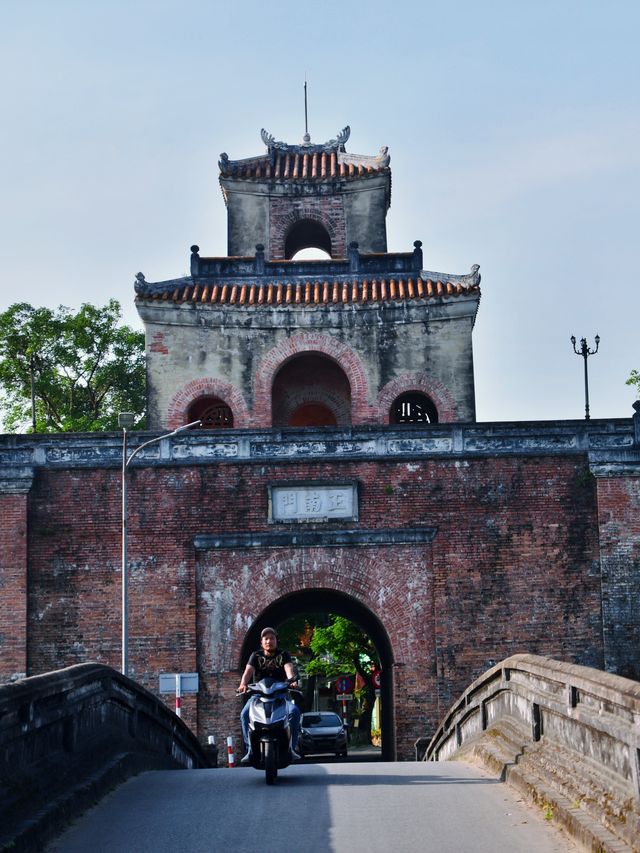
left=237, top=626, right=302, bottom=763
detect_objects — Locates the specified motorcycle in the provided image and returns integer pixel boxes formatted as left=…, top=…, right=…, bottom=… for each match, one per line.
left=239, top=676, right=299, bottom=784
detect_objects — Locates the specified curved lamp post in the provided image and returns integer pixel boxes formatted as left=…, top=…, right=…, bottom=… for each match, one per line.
left=570, top=335, right=600, bottom=421
left=118, top=414, right=201, bottom=676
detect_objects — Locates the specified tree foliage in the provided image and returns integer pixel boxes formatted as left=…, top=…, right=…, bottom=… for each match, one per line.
left=279, top=613, right=380, bottom=742
left=627, top=370, right=640, bottom=398
left=0, top=300, right=145, bottom=433
left=307, top=615, right=380, bottom=680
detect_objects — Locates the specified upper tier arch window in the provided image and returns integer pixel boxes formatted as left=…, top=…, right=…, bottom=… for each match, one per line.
left=390, top=392, right=438, bottom=425
left=284, top=219, right=332, bottom=259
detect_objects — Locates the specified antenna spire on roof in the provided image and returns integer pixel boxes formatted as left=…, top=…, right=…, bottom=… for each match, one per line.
left=303, top=78, right=311, bottom=144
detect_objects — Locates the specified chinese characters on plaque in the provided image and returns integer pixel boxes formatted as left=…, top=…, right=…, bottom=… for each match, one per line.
left=270, top=484, right=357, bottom=523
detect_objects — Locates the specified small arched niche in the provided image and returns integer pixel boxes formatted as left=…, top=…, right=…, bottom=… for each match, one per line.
left=188, top=395, right=234, bottom=429
left=272, top=354, right=351, bottom=427
left=390, top=391, right=438, bottom=425
left=285, top=219, right=332, bottom=259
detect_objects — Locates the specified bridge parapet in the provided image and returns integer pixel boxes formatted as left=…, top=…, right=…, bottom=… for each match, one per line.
left=0, top=663, right=210, bottom=852
left=425, top=654, right=640, bottom=850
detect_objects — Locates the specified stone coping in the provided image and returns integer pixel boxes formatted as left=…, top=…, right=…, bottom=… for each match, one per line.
left=0, top=419, right=636, bottom=477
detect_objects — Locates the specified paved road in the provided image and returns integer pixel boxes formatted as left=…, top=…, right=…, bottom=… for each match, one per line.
left=48, top=761, right=576, bottom=853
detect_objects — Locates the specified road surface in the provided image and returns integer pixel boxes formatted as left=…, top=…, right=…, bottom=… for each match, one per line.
left=48, top=761, right=576, bottom=852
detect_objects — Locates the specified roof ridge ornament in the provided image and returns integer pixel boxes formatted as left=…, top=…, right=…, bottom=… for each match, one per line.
left=260, top=126, right=351, bottom=154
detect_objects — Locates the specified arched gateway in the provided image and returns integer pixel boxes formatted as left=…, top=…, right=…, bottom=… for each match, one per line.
left=241, top=590, right=394, bottom=760
left=194, top=530, right=437, bottom=761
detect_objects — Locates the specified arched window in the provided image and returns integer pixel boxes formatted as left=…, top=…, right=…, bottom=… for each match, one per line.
left=390, top=392, right=438, bottom=425
left=284, top=219, right=332, bottom=259
left=272, top=354, right=351, bottom=427
left=187, top=396, right=234, bottom=428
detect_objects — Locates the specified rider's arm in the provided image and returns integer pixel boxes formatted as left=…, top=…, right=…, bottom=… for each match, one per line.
left=284, top=661, right=298, bottom=688
left=238, top=663, right=255, bottom=693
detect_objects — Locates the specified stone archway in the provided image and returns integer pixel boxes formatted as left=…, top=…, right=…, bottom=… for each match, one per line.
left=195, top=533, right=437, bottom=761
left=239, top=588, right=395, bottom=761
left=253, top=333, right=373, bottom=427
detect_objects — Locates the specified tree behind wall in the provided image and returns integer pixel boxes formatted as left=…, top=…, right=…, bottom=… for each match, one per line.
left=279, top=613, right=380, bottom=743
left=0, top=300, right=145, bottom=433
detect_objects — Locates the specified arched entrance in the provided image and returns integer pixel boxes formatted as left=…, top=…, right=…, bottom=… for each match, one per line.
left=239, top=589, right=395, bottom=761
left=285, top=218, right=332, bottom=259
left=272, top=353, right=351, bottom=427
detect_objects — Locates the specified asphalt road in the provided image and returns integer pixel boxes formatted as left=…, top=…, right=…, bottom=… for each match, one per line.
left=47, top=761, right=577, bottom=853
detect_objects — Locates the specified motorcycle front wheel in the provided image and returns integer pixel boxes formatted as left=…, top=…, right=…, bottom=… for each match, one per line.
left=264, top=740, right=277, bottom=785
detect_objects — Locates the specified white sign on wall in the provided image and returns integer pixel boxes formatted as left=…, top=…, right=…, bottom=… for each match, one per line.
left=269, top=483, right=358, bottom=523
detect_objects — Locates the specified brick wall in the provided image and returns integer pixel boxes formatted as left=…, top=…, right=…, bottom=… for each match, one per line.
left=0, top=494, right=28, bottom=682
left=18, top=452, right=604, bottom=758
left=595, top=474, right=640, bottom=678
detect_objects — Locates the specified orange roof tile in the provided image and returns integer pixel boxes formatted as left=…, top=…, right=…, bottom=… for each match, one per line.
left=137, top=275, right=480, bottom=308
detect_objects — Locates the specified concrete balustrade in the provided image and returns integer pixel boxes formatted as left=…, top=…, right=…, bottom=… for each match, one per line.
left=425, top=654, right=640, bottom=850
left=0, top=663, right=210, bottom=852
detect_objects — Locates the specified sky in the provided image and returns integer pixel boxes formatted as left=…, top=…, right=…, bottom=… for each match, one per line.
left=1, top=0, right=638, bottom=423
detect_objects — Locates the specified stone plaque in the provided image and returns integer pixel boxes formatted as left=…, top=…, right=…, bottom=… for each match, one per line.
left=269, top=483, right=358, bottom=523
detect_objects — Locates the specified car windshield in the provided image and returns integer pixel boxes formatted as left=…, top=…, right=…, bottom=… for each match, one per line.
left=302, top=713, right=342, bottom=728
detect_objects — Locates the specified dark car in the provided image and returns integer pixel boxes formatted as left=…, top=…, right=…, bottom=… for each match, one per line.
left=299, top=711, right=348, bottom=758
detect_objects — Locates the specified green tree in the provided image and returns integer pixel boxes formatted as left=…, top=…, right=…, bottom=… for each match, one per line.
left=307, top=615, right=380, bottom=744
left=627, top=370, right=640, bottom=398
left=0, top=300, right=145, bottom=433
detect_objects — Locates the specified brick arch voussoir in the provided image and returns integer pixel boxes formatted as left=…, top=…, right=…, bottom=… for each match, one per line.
left=253, top=334, right=372, bottom=427
left=166, top=378, right=250, bottom=430
left=376, top=373, right=458, bottom=423
left=229, top=570, right=406, bottom=668
left=272, top=208, right=339, bottom=259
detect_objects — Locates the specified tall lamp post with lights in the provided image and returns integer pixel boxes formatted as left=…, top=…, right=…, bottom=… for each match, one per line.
left=570, top=334, right=600, bottom=421
left=118, top=413, right=201, bottom=677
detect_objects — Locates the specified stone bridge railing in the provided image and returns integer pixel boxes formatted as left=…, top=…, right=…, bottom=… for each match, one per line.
left=0, top=663, right=211, bottom=853
left=424, top=654, right=640, bottom=851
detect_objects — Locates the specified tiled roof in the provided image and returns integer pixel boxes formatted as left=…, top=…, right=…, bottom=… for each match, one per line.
left=136, top=274, right=479, bottom=307
left=218, top=127, right=390, bottom=181
left=219, top=149, right=390, bottom=181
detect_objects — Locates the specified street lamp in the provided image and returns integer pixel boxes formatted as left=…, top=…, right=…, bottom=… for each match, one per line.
left=570, top=334, right=600, bottom=421
left=118, top=414, right=201, bottom=676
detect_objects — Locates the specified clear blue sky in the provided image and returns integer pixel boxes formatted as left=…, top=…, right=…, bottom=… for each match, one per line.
left=1, top=0, right=638, bottom=422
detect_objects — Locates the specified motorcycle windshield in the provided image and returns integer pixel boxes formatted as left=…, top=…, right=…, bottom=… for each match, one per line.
left=249, top=678, right=290, bottom=696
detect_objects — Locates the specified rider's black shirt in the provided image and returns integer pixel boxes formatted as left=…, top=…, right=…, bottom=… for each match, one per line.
left=248, top=649, right=292, bottom=681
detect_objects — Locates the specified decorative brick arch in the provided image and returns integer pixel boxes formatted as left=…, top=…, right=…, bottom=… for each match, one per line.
left=253, top=333, right=372, bottom=426
left=196, top=544, right=428, bottom=760
left=376, top=373, right=458, bottom=423
left=228, top=569, right=402, bottom=667
left=269, top=199, right=346, bottom=259
left=166, top=378, right=250, bottom=430
left=276, top=387, right=351, bottom=427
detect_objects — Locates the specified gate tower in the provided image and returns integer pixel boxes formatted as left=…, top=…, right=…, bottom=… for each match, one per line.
left=134, top=127, right=481, bottom=430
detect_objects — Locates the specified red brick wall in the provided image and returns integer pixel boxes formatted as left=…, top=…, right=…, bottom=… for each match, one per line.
left=0, top=494, right=28, bottom=682
left=21, top=454, right=601, bottom=757
left=595, top=475, right=640, bottom=678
